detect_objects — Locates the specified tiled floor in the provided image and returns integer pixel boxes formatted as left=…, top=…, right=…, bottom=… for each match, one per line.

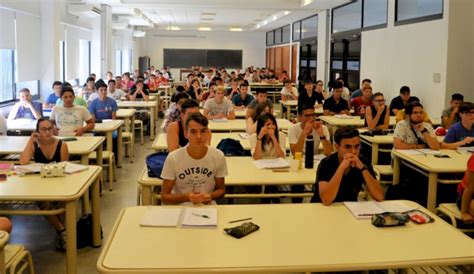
left=9, top=135, right=155, bottom=274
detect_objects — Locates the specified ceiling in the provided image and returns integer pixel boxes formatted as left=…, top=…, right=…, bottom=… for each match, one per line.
left=85, top=0, right=351, bottom=32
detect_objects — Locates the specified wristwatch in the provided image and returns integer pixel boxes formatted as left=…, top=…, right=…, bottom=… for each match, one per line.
left=421, top=128, right=428, bottom=134
left=319, top=135, right=326, bottom=140
left=359, top=165, right=367, bottom=172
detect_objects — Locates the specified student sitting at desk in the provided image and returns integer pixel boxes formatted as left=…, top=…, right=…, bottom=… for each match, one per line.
left=167, top=99, right=211, bottom=152
left=121, top=72, right=135, bottom=92
left=50, top=86, right=95, bottom=136
left=393, top=102, right=440, bottom=150
left=246, top=89, right=274, bottom=119
left=89, top=82, right=118, bottom=120
left=298, top=80, right=324, bottom=112
left=458, top=153, right=474, bottom=223
left=79, top=77, right=96, bottom=102
left=226, top=79, right=240, bottom=100
left=441, top=93, right=464, bottom=129
left=203, top=86, right=235, bottom=120
left=187, top=79, right=203, bottom=101
left=201, top=82, right=216, bottom=103
left=8, top=88, right=42, bottom=120
left=161, top=112, right=227, bottom=205
left=351, top=85, right=373, bottom=116
left=129, top=80, right=149, bottom=101
left=246, top=102, right=270, bottom=135
left=164, top=92, right=190, bottom=132
left=107, top=79, right=126, bottom=101
left=323, top=81, right=350, bottom=116
left=364, top=92, right=390, bottom=130
left=249, top=113, right=286, bottom=160
left=311, top=126, right=383, bottom=205
left=19, top=118, right=69, bottom=251
left=280, top=79, right=298, bottom=101
left=441, top=102, right=474, bottom=149
left=43, top=81, right=63, bottom=109
left=389, top=86, right=420, bottom=116
left=232, top=81, right=254, bottom=110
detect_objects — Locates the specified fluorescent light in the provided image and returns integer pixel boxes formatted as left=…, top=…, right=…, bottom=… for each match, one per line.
left=230, top=27, right=242, bottom=32
left=198, top=27, right=212, bottom=31
left=284, top=11, right=290, bottom=15
left=303, top=0, right=313, bottom=6
left=263, top=20, right=267, bottom=25
left=272, top=15, right=277, bottom=21
left=132, top=30, right=146, bottom=37
left=256, top=24, right=260, bottom=29
left=166, top=26, right=180, bottom=31
left=112, top=21, right=128, bottom=30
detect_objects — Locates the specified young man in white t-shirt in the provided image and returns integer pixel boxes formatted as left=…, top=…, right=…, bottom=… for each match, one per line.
left=280, top=79, right=299, bottom=101
left=203, top=85, right=235, bottom=120
left=50, top=86, right=95, bottom=136
left=161, top=112, right=227, bottom=205
left=107, top=79, right=126, bottom=100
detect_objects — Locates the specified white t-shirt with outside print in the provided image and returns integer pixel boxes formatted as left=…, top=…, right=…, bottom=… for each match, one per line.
left=160, top=146, right=228, bottom=205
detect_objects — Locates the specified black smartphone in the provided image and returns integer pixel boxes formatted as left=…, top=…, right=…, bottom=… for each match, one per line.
left=434, top=154, right=450, bottom=158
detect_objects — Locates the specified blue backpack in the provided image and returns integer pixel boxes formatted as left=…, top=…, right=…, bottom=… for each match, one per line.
left=146, top=152, right=168, bottom=178
left=216, top=138, right=247, bottom=156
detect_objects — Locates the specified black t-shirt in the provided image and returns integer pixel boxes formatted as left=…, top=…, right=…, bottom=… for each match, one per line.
left=322, top=97, right=349, bottom=114
left=311, top=153, right=376, bottom=203
left=297, top=90, right=324, bottom=111
left=389, top=96, right=419, bottom=116
left=133, top=89, right=149, bottom=100
left=130, top=83, right=150, bottom=94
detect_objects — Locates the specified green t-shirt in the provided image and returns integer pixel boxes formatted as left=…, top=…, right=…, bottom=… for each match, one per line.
left=56, top=97, right=88, bottom=107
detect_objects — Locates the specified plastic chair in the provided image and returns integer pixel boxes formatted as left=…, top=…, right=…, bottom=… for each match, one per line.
left=0, top=231, right=35, bottom=274
left=134, top=120, right=144, bottom=145
left=89, top=151, right=116, bottom=191
left=122, top=132, right=135, bottom=163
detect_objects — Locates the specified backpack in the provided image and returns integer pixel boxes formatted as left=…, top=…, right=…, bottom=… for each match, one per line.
left=216, top=138, right=246, bottom=156
left=76, top=214, right=102, bottom=249
left=146, top=152, right=168, bottom=178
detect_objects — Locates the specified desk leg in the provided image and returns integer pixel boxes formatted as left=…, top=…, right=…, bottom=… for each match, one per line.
left=81, top=155, right=88, bottom=165
left=287, top=105, right=291, bottom=121
left=393, top=156, right=400, bottom=185
left=91, top=174, right=101, bottom=247
left=427, top=172, right=438, bottom=212
left=372, top=143, right=379, bottom=166
left=106, top=132, right=113, bottom=152
left=117, top=125, right=123, bottom=168
left=80, top=154, right=91, bottom=214
left=65, top=201, right=77, bottom=274
left=150, top=106, right=156, bottom=139
left=142, top=185, right=151, bottom=206
left=124, top=117, right=130, bottom=132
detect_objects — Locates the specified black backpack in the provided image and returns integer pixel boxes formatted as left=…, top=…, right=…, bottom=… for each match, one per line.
left=216, top=138, right=246, bottom=156
left=76, top=214, right=102, bottom=249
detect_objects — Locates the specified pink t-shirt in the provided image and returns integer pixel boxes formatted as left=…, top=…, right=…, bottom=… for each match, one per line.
left=458, top=153, right=474, bottom=195
left=122, top=80, right=135, bottom=89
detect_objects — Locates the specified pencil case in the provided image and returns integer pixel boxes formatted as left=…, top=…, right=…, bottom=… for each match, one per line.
left=224, top=222, right=260, bottom=239
left=371, top=212, right=409, bottom=227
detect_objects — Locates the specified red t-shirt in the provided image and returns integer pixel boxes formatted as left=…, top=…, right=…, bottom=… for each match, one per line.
left=458, top=153, right=474, bottom=195
left=351, top=97, right=372, bottom=115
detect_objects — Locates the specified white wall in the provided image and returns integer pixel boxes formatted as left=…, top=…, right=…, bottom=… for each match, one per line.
left=445, top=0, right=474, bottom=104
left=317, top=10, right=329, bottom=83
left=142, top=30, right=265, bottom=73
left=360, top=0, right=449, bottom=118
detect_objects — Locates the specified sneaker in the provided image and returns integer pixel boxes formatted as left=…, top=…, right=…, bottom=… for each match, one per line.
left=55, top=230, right=66, bottom=252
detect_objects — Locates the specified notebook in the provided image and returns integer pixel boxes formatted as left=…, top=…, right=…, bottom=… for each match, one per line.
left=139, top=207, right=183, bottom=227
left=252, top=158, right=290, bottom=169
left=64, top=163, right=89, bottom=174
left=344, top=201, right=416, bottom=219
left=181, top=207, right=218, bottom=228
left=397, top=149, right=441, bottom=156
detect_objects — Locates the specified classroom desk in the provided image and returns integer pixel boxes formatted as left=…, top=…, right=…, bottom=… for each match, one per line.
left=280, top=100, right=298, bottom=120
left=1, top=166, right=102, bottom=274
left=208, top=118, right=292, bottom=132
left=392, top=149, right=470, bottom=212
left=360, top=133, right=445, bottom=165
left=6, top=119, right=36, bottom=133
left=116, top=108, right=136, bottom=132
left=93, top=120, right=123, bottom=167
left=152, top=132, right=291, bottom=152
left=97, top=201, right=474, bottom=273
left=0, top=136, right=104, bottom=166
left=139, top=156, right=317, bottom=205
left=117, top=101, right=157, bottom=139
left=199, top=109, right=247, bottom=119
left=320, top=115, right=397, bottom=128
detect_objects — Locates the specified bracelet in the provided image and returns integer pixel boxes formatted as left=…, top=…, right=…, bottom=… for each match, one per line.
left=421, top=128, right=428, bottom=134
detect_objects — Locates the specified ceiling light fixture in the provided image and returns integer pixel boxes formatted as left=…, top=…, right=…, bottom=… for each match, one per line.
left=230, top=27, right=243, bottom=32
left=198, top=27, right=212, bottom=31
left=303, top=0, right=313, bottom=6
left=132, top=30, right=146, bottom=37
left=272, top=15, right=277, bottom=21
left=167, top=26, right=181, bottom=31
left=284, top=11, right=290, bottom=15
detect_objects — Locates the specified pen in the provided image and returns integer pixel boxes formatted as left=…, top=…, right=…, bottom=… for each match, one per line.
left=357, top=214, right=373, bottom=217
left=229, top=217, right=253, bottom=223
left=192, top=213, right=209, bottom=219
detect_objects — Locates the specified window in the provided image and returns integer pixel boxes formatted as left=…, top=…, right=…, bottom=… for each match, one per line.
left=282, top=25, right=290, bottom=43
left=121, top=50, right=130, bottom=73
left=396, top=0, right=443, bottom=24
left=266, top=31, right=274, bottom=46
left=59, top=41, right=65, bottom=82
left=332, top=1, right=362, bottom=33
left=292, top=21, right=301, bottom=41
left=302, top=15, right=318, bottom=39
left=274, top=28, right=282, bottom=45
left=0, top=49, right=14, bottom=103
left=16, top=80, right=39, bottom=97
left=115, top=50, right=122, bottom=76
left=363, top=0, right=388, bottom=28
left=79, top=40, right=91, bottom=85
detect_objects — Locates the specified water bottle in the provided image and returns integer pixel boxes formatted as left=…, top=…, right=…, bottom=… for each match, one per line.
left=305, top=135, right=314, bottom=169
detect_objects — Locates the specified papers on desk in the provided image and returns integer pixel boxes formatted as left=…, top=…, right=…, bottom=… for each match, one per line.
left=15, top=162, right=89, bottom=174
left=313, top=154, right=327, bottom=162
left=212, top=118, right=228, bottom=122
left=140, top=207, right=182, bottom=227
left=344, top=201, right=416, bottom=219
left=182, top=208, right=218, bottom=228
left=139, top=207, right=218, bottom=228
left=397, top=149, right=441, bottom=156
left=239, top=133, right=249, bottom=139
left=252, top=158, right=290, bottom=169
left=457, top=146, right=474, bottom=153
left=334, top=114, right=353, bottom=119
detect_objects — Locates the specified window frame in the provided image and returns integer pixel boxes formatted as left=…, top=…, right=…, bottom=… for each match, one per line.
left=331, top=0, right=388, bottom=35
left=292, top=21, right=301, bottom=42
left=362, top=0, right=388, bottom=31
left=395, top=0, right=444, bottom=26
left=300, top=14, right=318, bottom=40
left=0, top=49, right=16, bottom=105
left=266, top=30, right=275, bottom=46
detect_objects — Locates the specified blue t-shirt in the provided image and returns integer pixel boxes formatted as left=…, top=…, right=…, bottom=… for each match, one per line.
left=88, top=97, right=118, bottom=120
left=444, top=122, right=474, bottom=145
left=232, top=93, right=254, bottom=107
left=46, top=93, right=60, bottom=105
left=13, top=102, right=43, bottom=119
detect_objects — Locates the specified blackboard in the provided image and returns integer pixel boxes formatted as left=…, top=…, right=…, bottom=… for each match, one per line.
left=163, top=49, right=242, bottom=68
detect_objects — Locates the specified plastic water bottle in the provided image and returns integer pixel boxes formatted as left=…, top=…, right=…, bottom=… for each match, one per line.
left=305, top=135, right=314, bottom=169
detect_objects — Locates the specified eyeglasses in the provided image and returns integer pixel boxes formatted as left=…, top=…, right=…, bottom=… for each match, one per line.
left=39, top=127, right=53, bottom=132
